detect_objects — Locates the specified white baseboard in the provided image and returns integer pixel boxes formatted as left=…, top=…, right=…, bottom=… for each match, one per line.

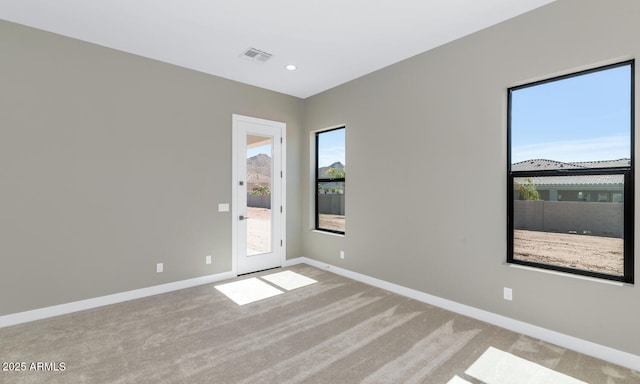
left=295, top=256, right=640, bottom=372
left=0, top=259, right=302, bottom=328
left=0, top=271, right=236, bottom=329
left=283, top=257, right=306, bottom=267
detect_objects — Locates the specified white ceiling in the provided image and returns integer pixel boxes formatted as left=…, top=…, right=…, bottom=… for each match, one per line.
left=0, top=0, right=555, bottom=99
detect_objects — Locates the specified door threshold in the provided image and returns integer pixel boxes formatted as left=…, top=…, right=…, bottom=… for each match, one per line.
left=237, top=266, right=282, bottom=277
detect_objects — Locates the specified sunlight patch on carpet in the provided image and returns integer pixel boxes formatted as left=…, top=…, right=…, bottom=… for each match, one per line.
left=215, top=277, right=283, bottom=305
left=261, top=270, right=317, bottom=291
left=447, top=376, right=472, bottom=384
left=465, top=347, right=587, bottom=384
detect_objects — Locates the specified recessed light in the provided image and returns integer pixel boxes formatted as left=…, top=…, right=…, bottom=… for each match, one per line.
left=285, top=64, right=297, bottom=71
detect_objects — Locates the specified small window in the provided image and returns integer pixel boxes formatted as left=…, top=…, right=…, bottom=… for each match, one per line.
left=315, top=127, right=345, bottom=234
left=508, top=61, right=634, bottom=283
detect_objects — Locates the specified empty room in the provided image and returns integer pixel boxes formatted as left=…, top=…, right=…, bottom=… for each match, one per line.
left=1, top=0, right=640, bottom=383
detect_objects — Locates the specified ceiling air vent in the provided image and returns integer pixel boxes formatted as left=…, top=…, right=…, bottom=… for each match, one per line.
left=240, top=47, right=273, bottom=63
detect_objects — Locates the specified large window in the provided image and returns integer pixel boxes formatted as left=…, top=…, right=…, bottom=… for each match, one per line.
left=315, top=127, right=346, bottom=234
left=508, top=61, right=634, bottom=283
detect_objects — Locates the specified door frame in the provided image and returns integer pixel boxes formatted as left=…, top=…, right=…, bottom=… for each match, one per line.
left=231, top=114, right=286, bottom=275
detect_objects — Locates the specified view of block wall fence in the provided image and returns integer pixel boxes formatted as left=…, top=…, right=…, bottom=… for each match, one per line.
left=247, top=194, right=271, bottom=209
left=247, top=193, right=345, bottom=216
left=317, top=193, right=345, bottom=215
left=514, top=200, right=623, bottom=238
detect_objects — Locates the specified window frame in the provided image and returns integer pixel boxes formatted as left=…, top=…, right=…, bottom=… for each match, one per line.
left=315, top=126, right=346, bottom=235
left=507, top=60, right=635, bottom=284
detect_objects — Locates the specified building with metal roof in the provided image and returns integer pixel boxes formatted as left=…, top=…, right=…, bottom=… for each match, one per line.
left=512, top=159, right=628, bottom=202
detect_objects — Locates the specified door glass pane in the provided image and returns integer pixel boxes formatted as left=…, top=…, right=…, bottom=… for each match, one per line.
left=246, top=134, right=272, bottom=256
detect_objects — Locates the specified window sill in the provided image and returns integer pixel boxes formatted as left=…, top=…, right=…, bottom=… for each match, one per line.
left=311, top=229, right=345, bottom=238
left=506, top=263, right=631, bottom=287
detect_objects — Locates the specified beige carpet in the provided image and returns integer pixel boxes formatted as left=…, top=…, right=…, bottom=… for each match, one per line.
left=0, top=264, right=638, bottom=383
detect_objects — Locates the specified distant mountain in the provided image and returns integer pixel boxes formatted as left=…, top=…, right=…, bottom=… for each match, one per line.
left=318, top=162, right=345, bottom=178
left=247, top=153, right=271, bottom=190
left=246, top=156, right=345, bottom=189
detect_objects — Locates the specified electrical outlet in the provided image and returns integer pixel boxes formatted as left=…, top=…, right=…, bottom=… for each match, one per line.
left=340, top=250, right=345, bottom=259
left=156, top=263, right=163, bottom=273
left=206, top=255, right=212, bottom=265
left=504, top=287, right=513, bottom=301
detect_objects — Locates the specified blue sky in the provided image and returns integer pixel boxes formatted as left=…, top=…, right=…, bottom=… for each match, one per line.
left=247, top=143, right=271, bottom=158
left=511, top=64, right=631, bottom=164
left=317, top=128, right=346, bottom=168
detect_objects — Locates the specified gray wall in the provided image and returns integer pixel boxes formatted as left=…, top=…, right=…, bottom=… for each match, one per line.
left=318, top=194, right=345, bottom=215
left=0, top=20, right=303, bottom=315
left=302, top=0, right=640, bottom=356
left=515, top=201, right=624, bottom=238
left=247, top=193, right=271, bottom=209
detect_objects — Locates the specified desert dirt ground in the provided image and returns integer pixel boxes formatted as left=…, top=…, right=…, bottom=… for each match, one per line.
left=319, top=214, right=345, bottom=233
left=514, top=230, right=623, bottom=276
left=247, top=207, right=271, bottom=254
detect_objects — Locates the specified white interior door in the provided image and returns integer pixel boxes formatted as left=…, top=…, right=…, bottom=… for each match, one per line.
left=233, top=114, right=285, bottom=275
